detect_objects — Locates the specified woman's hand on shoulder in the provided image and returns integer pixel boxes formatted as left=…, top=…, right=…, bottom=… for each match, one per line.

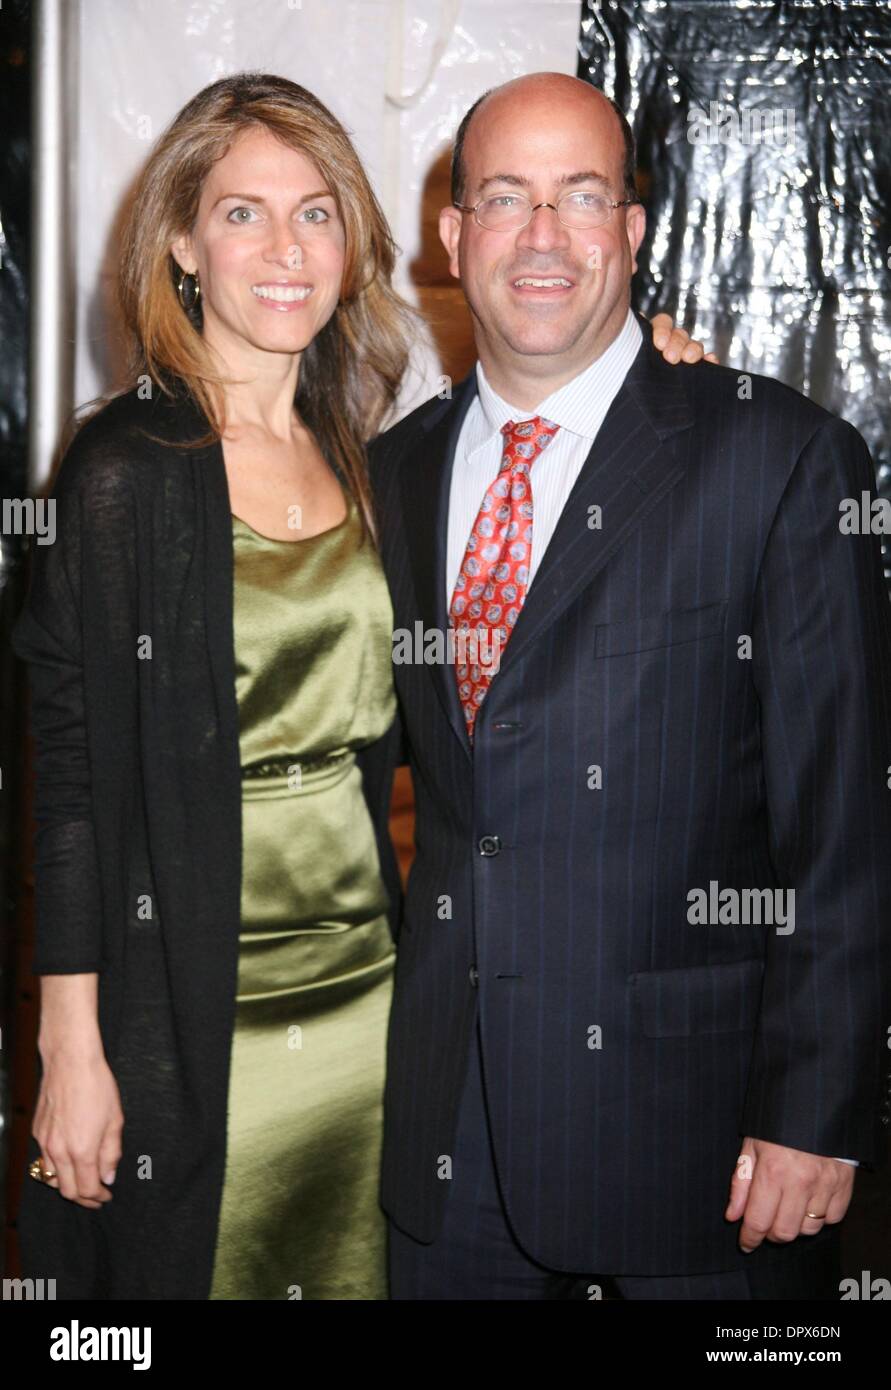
left=650, top=312, right=719, bottom=365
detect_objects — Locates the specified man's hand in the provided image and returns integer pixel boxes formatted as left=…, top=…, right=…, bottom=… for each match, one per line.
left=726, top=1137, right=855, bottom=1252
left=649, top=311, right=720, bottom=364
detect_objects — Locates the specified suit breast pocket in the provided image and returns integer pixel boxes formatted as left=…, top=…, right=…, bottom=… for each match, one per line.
left=589, top=601, right=729, bottom=828
left=593, top=600, right=728, bottom=659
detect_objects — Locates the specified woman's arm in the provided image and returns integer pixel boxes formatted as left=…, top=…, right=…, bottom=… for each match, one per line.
left=14, top=452, right=106, bottom=972
left=13, top=431, right=133, bottom=1207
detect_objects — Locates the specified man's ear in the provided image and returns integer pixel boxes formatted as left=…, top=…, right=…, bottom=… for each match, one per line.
left=626, top=204, right=646, bottom=277
left=170, top=233, right=196, bottom=275
left=438, top=206, right=462, bottom=281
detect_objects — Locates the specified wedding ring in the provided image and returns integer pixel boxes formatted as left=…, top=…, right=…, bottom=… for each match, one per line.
left=805, top=1210, right=826, bottom=1220
left=28, top=1157, right=57, bottom=1184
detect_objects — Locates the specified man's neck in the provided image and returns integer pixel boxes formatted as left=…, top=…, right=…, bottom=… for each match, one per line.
left=475, top=305, right=632, bottom=412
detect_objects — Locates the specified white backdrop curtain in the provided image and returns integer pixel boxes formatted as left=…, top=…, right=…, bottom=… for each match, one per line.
left=33, top=0, right=583, bottom=486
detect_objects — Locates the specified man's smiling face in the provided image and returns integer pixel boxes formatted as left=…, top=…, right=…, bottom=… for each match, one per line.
left=440, top=76, right=646, bottom=387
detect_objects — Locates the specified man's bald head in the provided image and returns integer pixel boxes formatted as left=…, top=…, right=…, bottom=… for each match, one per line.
left=450, top=73, right=637, bottom=207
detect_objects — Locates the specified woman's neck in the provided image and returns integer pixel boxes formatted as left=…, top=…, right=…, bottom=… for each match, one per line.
left=203, top=317, right=303, bottom=441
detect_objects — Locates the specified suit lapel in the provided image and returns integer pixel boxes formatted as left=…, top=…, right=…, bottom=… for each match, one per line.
left=400, top=374, right=479, bottom=760
left=401, top=329, right=695, bottom=751
left=488, top=335, right=695, bottom=684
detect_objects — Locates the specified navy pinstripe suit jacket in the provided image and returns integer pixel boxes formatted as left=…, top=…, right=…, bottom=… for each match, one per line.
left=367, top=322, right=891, bottom=1274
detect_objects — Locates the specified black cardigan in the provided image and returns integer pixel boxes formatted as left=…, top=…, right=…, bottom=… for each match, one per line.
left=12, top=381, right=402, bottom=1299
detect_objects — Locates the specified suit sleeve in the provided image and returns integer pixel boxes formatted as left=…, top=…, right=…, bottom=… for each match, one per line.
left=12, top=438, right=136, bottom=975
left=741, top=415, right=891, bottom=1166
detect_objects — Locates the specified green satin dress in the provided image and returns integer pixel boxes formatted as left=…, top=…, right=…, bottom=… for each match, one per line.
left=208, top=489, right=397, bottom=1301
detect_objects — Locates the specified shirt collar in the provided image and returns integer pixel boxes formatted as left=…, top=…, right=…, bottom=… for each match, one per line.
left=473, top=306, right=643, bottom=443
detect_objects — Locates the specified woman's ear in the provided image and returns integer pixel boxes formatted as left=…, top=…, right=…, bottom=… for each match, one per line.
left=170, top=233, right=196, bottom=274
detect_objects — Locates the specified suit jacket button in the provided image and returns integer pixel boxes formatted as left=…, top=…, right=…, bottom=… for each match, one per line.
left=478, top=835, right=501, bottom=856
left=469, top=965, right=479, bottom=987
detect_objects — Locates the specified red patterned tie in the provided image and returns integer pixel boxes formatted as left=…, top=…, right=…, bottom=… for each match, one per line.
left=449, top=415, right=560, bottom=739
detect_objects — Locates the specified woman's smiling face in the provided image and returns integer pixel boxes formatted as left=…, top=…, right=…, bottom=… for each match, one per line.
left=171, top=124, right=346, bottom=363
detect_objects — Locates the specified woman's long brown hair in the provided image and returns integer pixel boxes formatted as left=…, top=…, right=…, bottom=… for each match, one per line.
left=116, top=72, right=417, bottom=541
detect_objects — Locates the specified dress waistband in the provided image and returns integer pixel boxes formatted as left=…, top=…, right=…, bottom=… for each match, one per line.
left=241, top=749, right=352, bottom=779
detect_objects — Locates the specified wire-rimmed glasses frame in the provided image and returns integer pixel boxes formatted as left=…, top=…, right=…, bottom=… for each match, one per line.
left=453, top=189, right=640, bottom=233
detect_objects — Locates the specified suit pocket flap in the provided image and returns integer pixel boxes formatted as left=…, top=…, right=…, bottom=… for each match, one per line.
left=630, top=957, right=764, bottom=1038
left=594, top=600, right=727, bottom=658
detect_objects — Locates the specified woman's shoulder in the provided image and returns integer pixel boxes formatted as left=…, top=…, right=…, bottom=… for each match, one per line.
left=56, top=379, right=212, bottom=500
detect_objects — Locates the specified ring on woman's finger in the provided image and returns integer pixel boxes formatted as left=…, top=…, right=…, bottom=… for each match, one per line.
left=28, top=1157, right=58, bottom=1184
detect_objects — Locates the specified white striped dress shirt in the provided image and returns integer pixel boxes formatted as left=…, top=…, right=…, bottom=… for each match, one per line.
left=445, top=307, right=643, bottom=607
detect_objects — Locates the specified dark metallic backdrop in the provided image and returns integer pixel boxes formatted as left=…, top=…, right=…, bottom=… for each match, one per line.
left=579, top=0, right=891, bottom=585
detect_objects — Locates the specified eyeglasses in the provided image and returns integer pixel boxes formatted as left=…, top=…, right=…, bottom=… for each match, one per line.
left=454, top=190, right=638, bottom=233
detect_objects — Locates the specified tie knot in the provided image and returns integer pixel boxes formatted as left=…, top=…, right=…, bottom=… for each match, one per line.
left=499, top=416, right=559, bottom=470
